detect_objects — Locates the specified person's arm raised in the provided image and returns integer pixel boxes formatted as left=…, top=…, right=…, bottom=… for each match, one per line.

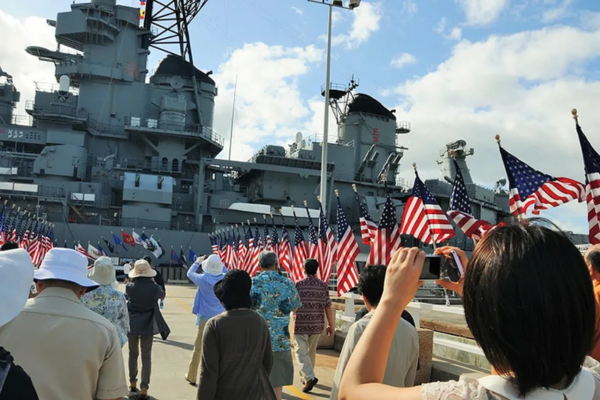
left=338, top=247, right=425, bottom=400
left=433, top=246, right=468, bottom=296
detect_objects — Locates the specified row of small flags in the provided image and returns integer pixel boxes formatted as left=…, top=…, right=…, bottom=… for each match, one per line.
left=0, top=203, right=55, bottom=266
left=73, top=230, right=168, bottom=261
left=208, top=111, right=600, bottom=296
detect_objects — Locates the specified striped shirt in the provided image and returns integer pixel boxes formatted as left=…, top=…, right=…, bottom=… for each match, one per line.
left=294, top=275, right=332, bottom=335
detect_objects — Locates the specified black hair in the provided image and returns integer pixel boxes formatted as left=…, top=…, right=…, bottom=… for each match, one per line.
left=588, top=251, right=600, bottom=275
left=1, top=241, right=19, bottom=251
left=463, top=220, right=594, bottom=396
left=357, top=265, right=386, bottom=307
left=215, top=270, right=252, bottom=311
left=304, top=259, right=319, bottom=276
left=143, top=256, right=153, bottom=265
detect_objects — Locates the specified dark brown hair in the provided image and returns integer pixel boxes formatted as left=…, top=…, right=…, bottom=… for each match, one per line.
left=463, top=221, right=594, bottom=396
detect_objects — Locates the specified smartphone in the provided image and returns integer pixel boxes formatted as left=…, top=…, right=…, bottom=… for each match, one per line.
left=420, top=255, right=441, bottom=280
left=451, top=250, right=465, bottom=275
left=443, top=251, right=464, bottom=282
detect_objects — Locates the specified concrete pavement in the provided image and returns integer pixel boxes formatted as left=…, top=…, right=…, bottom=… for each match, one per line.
left=121, top=284, right=338, bottom=400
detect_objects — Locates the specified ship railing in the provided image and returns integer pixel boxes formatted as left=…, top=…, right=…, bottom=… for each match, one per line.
left=396, top=121, right=411, bottom=134
left=334, top=291, right=484, bottom=357
left=87, top=117, right=127, bottom=137
left=4, top=115, right=34, bottom=127
left=26, top=101, right=86, bottom=120
left=34, top=81, right=79, bottom=95
left=124, top=116, right=224, bottom=146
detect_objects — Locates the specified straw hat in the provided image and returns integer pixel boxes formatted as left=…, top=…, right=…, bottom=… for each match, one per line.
left=88, top=256, right=116, bottom=286
left=129, top=259, right=157, bottom=279
left=202, top=254, right=225, bottom=276
left=35, top=248, right=99, bottom=289
left=0, top=248, right=34, bottom=327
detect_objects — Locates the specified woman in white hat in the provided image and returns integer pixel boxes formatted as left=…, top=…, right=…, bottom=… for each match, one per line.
left=126, top=259, right=170, bottom=399
left=0, top=248, right=39, bottom=399
left=81, top=257, right=130, bottom=347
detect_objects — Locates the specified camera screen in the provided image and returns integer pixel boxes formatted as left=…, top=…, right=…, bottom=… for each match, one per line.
left=420, top=255, right=441, bottom=280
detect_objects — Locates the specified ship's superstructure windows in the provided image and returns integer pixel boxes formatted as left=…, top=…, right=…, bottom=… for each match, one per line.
left=172, top=158, right=179, bottom=172
left=161, top=157, right=168, bottom=171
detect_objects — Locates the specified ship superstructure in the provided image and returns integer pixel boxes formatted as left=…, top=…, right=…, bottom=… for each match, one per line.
left=0, top=0, right=534, bottom=265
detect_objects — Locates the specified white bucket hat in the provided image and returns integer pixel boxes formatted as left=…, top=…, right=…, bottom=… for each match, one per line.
left=202, top=254, right=225, bottom=276
left=129, top=259, right=157, bottom=279
left=88, top=256, right=116, bottom=286
left=0, top=248, right=34, bottom=327
left=35, top=248, right=99, bottom=289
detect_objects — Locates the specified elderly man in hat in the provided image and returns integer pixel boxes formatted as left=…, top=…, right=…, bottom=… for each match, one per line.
left=185, top=254, right=227, bottom=386
left=0, top=248, right=128, bottom=400
left=0, top=248, right=38, bottom=399
left=81, top=256, right=130, bottom=347
left=197, top=269, right=276, bottom=400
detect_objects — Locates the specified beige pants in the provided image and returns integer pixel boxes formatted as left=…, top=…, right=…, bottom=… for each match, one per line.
left=186, top=317, right=208, bottom=384
left=293, top=334, right=320, bottom=381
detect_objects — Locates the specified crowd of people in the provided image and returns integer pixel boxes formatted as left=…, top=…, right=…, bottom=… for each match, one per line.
left=2, top=219, right=600, bottom=400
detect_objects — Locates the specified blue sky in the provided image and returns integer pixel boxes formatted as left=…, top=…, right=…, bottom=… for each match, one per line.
left=1, top=0, right=600, bottom=235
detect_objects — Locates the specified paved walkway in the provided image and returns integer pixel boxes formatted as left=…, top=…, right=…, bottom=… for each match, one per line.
left=122, top=284, right=338, bottom=400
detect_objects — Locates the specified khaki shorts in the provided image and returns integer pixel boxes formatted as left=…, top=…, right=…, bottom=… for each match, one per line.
left=269, top=350, right=294, bottom=387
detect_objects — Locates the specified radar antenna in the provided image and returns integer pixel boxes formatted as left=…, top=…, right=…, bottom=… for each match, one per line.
left=323, top=76, right=359, bottom=125
left=143, top=0, right=210, bottom=64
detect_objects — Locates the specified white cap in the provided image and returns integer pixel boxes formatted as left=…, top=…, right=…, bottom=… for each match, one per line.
left=35, top=248, right=98, bottom=288
left=0, top=248, right=34, bottom=327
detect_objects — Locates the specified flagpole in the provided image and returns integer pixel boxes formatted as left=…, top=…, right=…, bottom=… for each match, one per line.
left=228, top=75, right=238, bottom=161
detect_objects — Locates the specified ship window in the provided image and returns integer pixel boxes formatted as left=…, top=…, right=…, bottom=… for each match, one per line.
left=161, top=157, right=168, bottom=171
left=172, top=158, right=179, bottom=172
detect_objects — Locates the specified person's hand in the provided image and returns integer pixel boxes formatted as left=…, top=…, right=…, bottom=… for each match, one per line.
left=433, top=246, right=469, bottom=297
left=326, top=326, right=333, bottom=337
left=381, top=247, right=426, bottom=309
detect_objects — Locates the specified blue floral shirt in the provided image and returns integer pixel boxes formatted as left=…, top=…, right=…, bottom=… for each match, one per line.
left=251, top=271, right=302, bottom=352
left=81, top=285, right=130, bottom=347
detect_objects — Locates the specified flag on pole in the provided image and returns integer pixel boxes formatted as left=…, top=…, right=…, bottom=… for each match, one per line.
left=448, top=158, right=492, bottom=240
left=279, top=217, right=293, bottom=275
left=179, top=247, right=188, bottom=267
left=354, top=188, right=377, bottom=245
left=170, top=247, right=180, bottom=264
left=88, top=242, right=102, bottom=259
left=122, top=231, right=136, bottom=247
left=132, top=230, right=144, bottom=246
left=249, top=226, right=263, bottom=277
left=149, top=235, right=165, bottom=258
left=97, top=242, right=107, bottom=257
left=368, top=193, right=401, bottom=266
left=574, top=113, right=600, bottom=244
left=263, top=217, right=272, bottom=252
left=270, top=215, right=279, bottom=258
left=305, top=204, right=320, bottom=262
left=291, top=210, right=307, bottom=283
left=102, top=237, right=115, bottom=253
left=318, top=200, right=336, bottom=285
left=77, top=242, right=94, bottom=260
left=400, top=168, right=455, bottom=244
left=497, top=135, right=585, bottom=219
left=112, top=232, right=127, bottom=252
left=210, top=234, right=218, bottom=255
left=335, top=195, right=360, bottom=297
left=242, top=224, right=253, bottom=273
left=189, top=248, right=197, bottom=263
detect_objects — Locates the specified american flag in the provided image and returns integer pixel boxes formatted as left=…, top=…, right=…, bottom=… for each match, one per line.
left=225, top=230, right=236, bottom=270
left=270, top=215, right=279, bottom=258
left=291, top=213, right=308, bottom=283
left=448, top=159, right=492, bottom=240
left=367, top=194, right=401, bottom=265
left=306, top=206, right=320, bottom=262
left=208, top=234, right=219, bottom=255
left=498, top=145, right=585, bottom=219
left=335, top=196, right=360, bottom=296
left=27, top=222, right=40, bottom=260
left=236, top=226, right=245, bottom=270
left=318, top=201, right=337, bottom=285
left=0, top=204, right=7, bottom=245
left=218, top=233, right=227, bottom=262
left=249, top=226, right=263, bottom=277
left=355, top=192, right=377, bottom=245
left=77, top=242, right=94, bottom=260
left=575, top=122, right=600, bottom=244
left=400, top=171, right=455, bottom=244
left=243, top=224, right=254, bottom=273
left=279, top=218, right=293, bottom=275
left=263, top=219, right=272, bottom=252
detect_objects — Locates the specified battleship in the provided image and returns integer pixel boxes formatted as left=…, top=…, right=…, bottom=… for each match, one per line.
left=0, top=0, right=582, bottom=281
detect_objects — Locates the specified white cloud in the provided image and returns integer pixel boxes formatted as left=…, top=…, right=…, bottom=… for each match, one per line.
left=403, top=1, right=418, bottom=15
left=455, top=0, right=509, bottom=25
left=291, top=6, right=304, bottom=16
left=389, top=24, right=600, bottom=233
left=0, top=10, right=56, bottom=116
left=541, top=0, right=573, bottom=23
left=390, top=53, right=418, bottom=68
left=436, top=17, right=448, bottom=33
left=332, top=2, right=383, bottom=49
left=332, top=10, right=344, bottom=27
left=448, top=27, right=463, bottom=40
left=213, top=43, right=324, bottom=161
